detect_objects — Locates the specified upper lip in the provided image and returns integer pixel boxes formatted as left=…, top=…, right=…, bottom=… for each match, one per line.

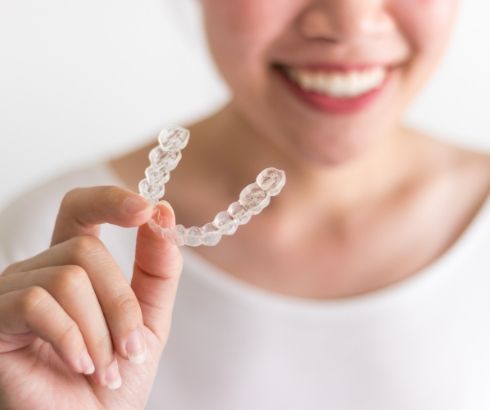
left=273, top=61, right=399, bottom=72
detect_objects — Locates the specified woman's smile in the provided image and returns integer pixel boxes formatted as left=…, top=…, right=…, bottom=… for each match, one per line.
left=272, top=63, right=393, bottom=114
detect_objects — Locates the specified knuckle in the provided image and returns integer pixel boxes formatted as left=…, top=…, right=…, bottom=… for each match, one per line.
left=20, top=286, right=49, bottom=316
left=102, top=185, right=121, bottom=200
left=57, top=321, right=81, bottom=349
left=93, top=185, right=123, bottom=208
left=52, top=265, right=89, bottom=295
left=60, top=188, right=83, bottom=209
left=1, top=261, right=23, bottom=276
left=67, top=235, right=106, bottom=261
left=113, top=293, right=140, bottom=322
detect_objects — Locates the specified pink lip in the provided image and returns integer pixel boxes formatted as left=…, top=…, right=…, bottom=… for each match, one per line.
left=274, top=66, right=391, bottom=115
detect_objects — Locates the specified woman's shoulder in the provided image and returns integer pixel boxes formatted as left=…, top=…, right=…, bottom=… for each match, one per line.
left=448, top=142, right=489, bottom=205
left=445, top=141, right=490, bottom=181
left=445, top=142, right=490, bottom=204
left=409, top=130, right=490, bottom=196
left=411, top=131, right=490, bottom=248
left=0, top=161, right=121, bottom=267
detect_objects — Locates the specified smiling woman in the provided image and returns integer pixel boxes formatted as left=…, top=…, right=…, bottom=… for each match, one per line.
left=199, top=0, right=459, bottom=164
left=0, top=0, right=489, bottom=409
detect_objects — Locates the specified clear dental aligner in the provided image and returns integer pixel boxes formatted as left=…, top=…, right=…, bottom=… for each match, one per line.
left=138, top=126, right=286, bottom=247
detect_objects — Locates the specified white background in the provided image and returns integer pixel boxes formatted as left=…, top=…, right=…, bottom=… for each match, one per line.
left=0, top=0, right=489, bottom=211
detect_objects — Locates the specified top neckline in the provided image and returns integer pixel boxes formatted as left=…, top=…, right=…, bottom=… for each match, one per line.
left=98, top=160, right=490, bottom=317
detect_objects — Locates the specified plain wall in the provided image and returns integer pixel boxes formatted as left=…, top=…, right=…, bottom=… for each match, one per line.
left=0, top=0, right=489, bottom=211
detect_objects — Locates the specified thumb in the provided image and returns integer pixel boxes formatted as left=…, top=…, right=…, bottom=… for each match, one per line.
left=131, top=201, right=183, bottom=343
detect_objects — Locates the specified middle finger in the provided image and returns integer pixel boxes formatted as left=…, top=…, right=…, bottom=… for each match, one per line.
left=4, top=236, right=145, bottom=372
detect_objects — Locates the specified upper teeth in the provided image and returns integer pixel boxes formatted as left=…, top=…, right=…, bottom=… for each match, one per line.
left=285, top=66, right=386, bottom=98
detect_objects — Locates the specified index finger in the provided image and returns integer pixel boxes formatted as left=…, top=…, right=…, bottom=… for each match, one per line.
left=51, top=186, right=153, bottom=245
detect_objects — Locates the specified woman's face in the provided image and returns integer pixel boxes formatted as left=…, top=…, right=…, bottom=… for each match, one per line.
left=200, top=0, right=459, bottom=165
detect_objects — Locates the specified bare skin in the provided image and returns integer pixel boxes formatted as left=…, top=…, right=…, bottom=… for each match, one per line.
left=0, top=193, right=182, bottom=409
left=110, top=104, right=490, bottom=300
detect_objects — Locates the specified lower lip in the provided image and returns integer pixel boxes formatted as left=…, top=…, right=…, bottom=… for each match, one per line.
left=275, top=67, right=390, bottom=115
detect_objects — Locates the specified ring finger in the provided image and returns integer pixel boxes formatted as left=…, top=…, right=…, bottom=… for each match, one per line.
left=0, top=265, right=119, bottom=388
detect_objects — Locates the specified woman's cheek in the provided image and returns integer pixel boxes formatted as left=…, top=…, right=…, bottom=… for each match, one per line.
left=202, top=0, right=297, bottom=55
left=392, top=0, right=458, bottom=50
left=202, top=0, right=270, bottom=40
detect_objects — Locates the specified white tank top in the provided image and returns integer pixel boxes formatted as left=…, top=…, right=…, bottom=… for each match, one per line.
left=1, top=162, right=489, bottom=410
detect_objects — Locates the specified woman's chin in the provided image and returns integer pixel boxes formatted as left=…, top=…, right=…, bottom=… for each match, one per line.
left=316, top=149, right=367, bottom=167
left=285, top=131, right=377, bottom=168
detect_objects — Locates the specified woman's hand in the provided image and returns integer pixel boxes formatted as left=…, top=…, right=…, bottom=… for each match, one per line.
left=0, top=186, right=182, bottom=410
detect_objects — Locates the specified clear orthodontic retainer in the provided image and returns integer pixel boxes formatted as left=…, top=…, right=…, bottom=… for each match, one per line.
left=138, top=126, right=286, bottom=247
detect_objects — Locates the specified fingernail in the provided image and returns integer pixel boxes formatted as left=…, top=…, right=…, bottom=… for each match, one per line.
left=158, top=200, right=173, bottom=212
left=123, top=196, right=149, bottom=214
left=151, top=201, right=175, bottom=231
left=156, top=200, right=175, bottom=217
left=105, top=359, right=122, bottom=390
left=79, top=349, right=95, bottom=375
left=125, top=328, right=146, bottom=364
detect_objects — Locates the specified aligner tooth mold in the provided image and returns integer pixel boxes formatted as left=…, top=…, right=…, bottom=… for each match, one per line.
left=138, top=125, right=286, bottom=247
left=213, top=211, right=239, bottom=235
left=239, top=183, right=271, bottom=215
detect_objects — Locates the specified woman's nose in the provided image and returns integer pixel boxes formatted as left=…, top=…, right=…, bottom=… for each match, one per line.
left=297, top=0, right=395, bottom=43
